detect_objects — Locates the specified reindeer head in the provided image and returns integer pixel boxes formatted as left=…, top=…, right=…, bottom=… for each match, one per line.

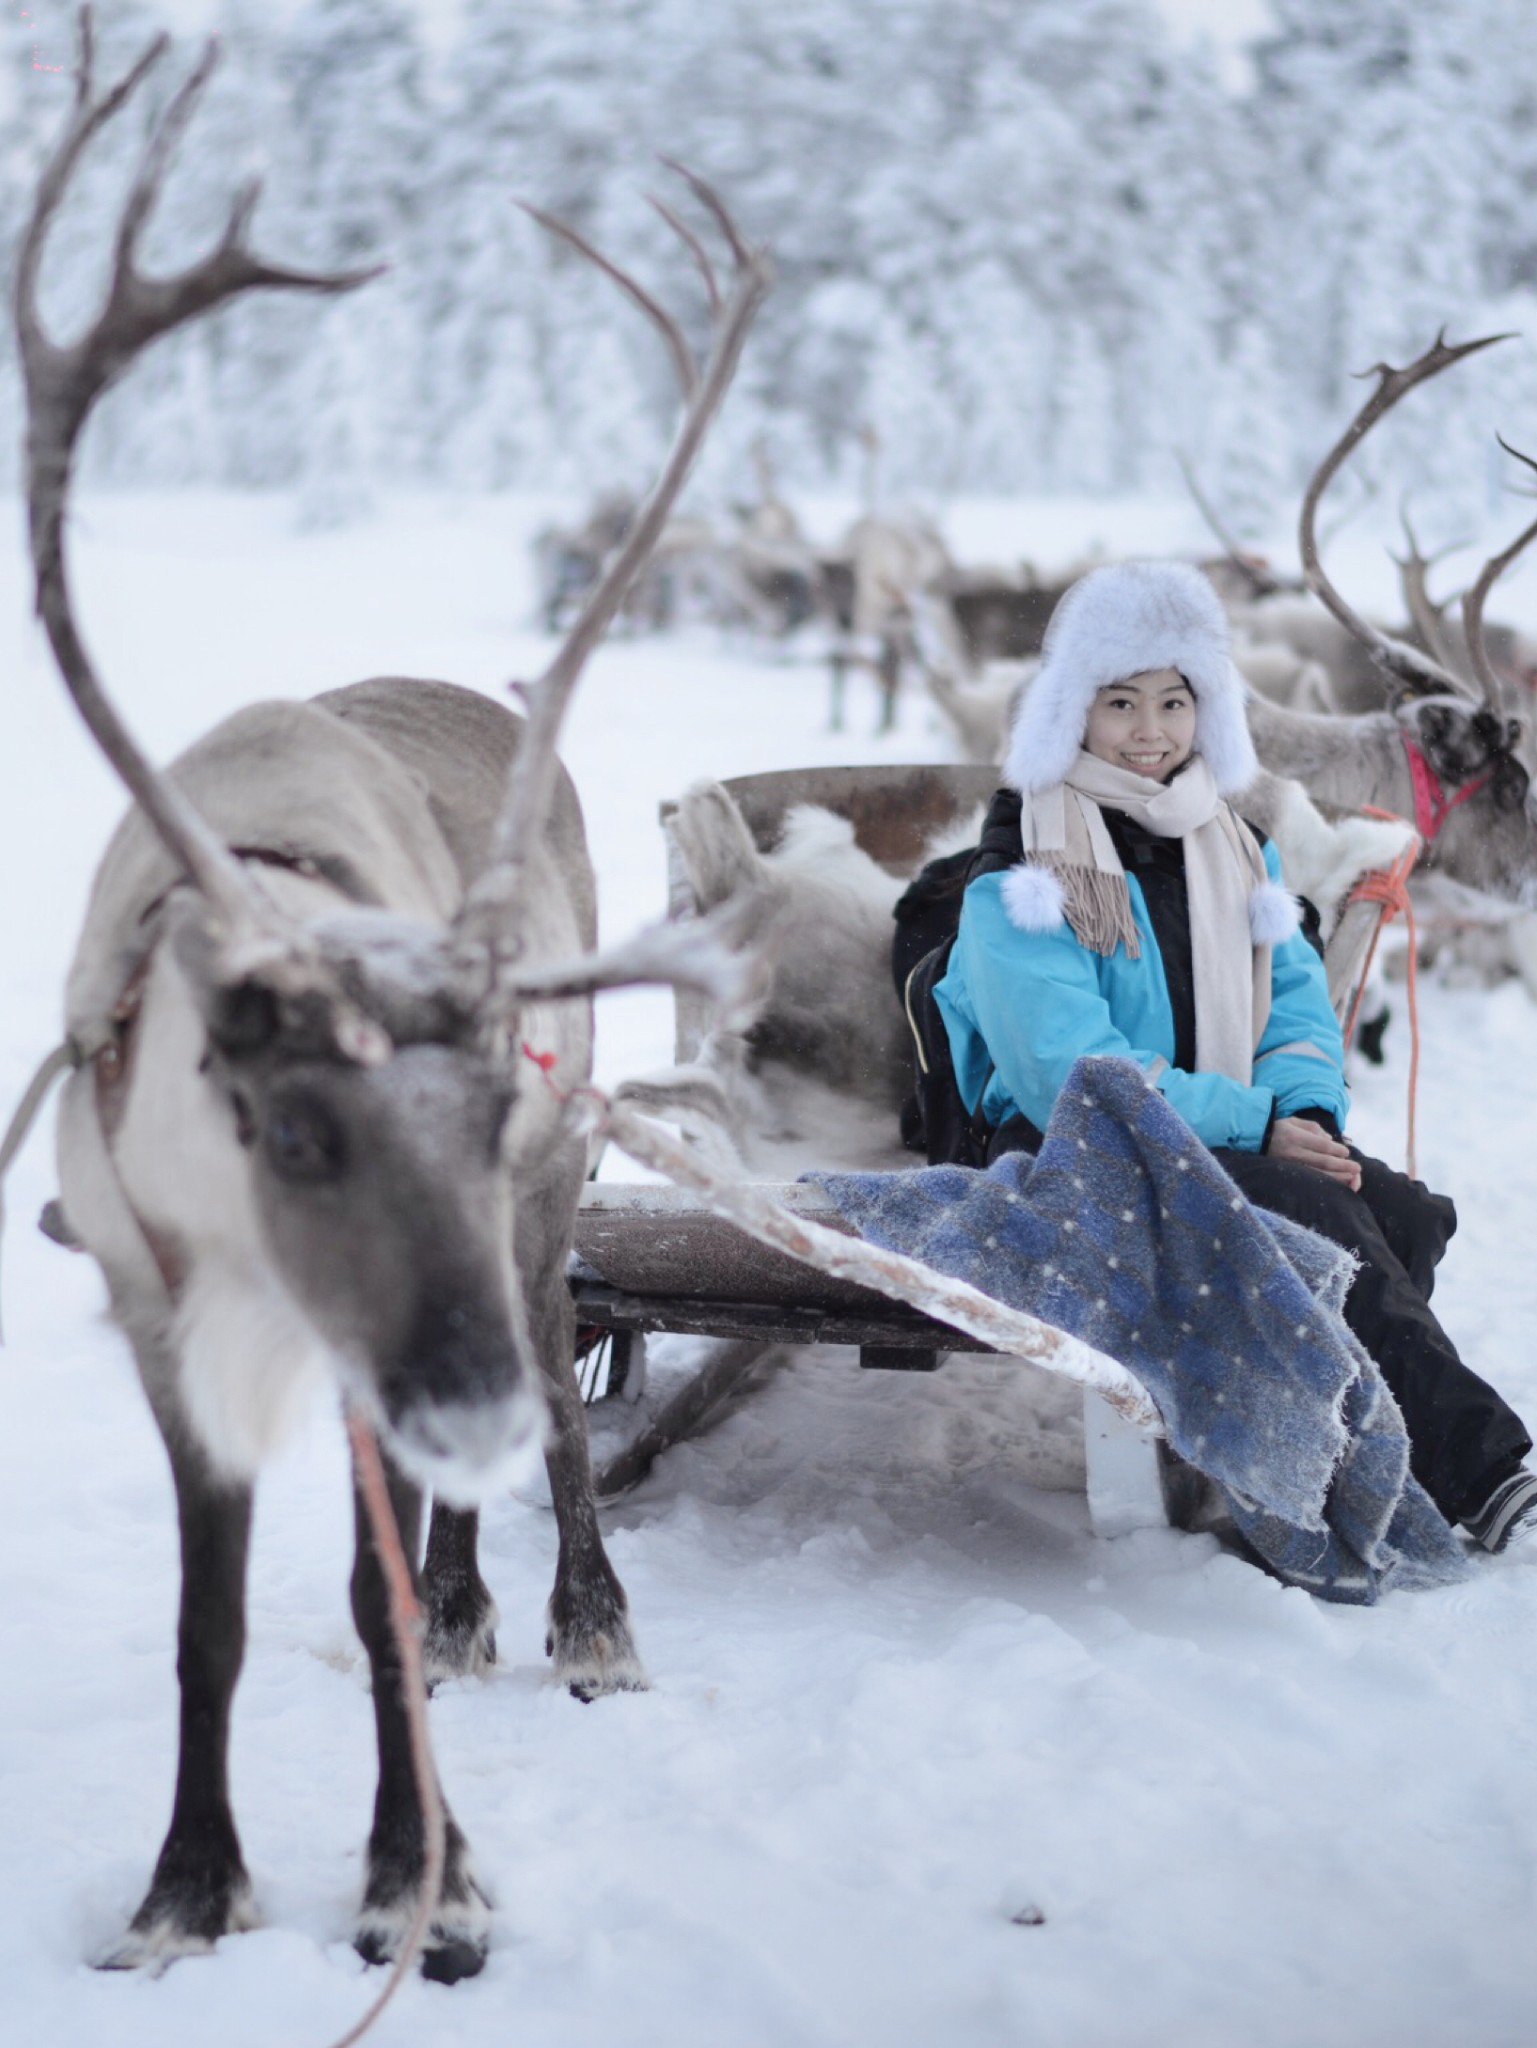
left=1291, top=332, right=1537, bottom=905
left=1403, top=698, right=1530, bottom=811
left=150, top=901, right=535, bottom=1484
left=25, top=12, right=769, bottom=1490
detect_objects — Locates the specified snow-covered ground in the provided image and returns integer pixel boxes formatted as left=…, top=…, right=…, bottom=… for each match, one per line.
left=2, top=492, right=1536, bottom=2048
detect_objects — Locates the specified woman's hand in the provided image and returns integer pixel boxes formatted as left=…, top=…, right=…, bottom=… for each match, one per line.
left=1268, top=1116, right=1362, bottom=1189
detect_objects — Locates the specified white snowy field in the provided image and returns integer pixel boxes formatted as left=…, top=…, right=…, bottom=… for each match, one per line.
left=2, top=490, right=1537, bottom=2048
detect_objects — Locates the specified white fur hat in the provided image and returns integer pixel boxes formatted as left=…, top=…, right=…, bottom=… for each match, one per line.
left=1004, top=560, right=1258, bottom=796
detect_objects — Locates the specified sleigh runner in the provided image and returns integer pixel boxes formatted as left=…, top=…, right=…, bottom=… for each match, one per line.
left=570, top=760, right=1418, bottom=1534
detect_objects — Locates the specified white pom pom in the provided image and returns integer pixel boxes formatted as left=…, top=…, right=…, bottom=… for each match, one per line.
left=1249, top=879, right=1301, bottom=944
left=1001, top=863, right=1066, bottom=933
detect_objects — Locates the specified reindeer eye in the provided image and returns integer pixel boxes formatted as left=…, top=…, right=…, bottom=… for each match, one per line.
left=263, top=1098, right=345, bottom=1183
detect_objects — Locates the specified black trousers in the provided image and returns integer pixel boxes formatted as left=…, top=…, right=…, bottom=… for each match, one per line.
left=1211, top=1147, right=1528, bottom=1524
left=988, top=1116, right=1530, bottom=1524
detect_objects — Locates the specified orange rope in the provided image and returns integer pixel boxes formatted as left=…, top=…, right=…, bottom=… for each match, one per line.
left=1342, top=812, right=1423, bottom=1181
left=328, top=1408, right=447, bottom=2048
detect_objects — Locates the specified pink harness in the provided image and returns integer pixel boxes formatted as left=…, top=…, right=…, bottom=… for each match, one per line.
left=1401, top=733, right=1491, bottom=845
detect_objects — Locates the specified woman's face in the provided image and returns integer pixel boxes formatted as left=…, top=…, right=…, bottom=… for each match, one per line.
left=1083, top=667, right=1196, bottom=781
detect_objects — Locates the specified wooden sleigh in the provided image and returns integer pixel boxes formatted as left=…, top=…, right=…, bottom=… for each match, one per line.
left=571, top=762, right=1417, bottom=1533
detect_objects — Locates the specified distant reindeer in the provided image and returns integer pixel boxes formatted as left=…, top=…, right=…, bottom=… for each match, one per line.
left=716, top=442, right=822, bottom=635
left=19, top=14, right=767, bottom=1981
left=533, top=488, right=702, bottom=635
left=813, top=426, right=954, bottom=732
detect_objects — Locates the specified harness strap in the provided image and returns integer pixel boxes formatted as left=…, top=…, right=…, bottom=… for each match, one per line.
left=1401, top=732, right=1491, bottom=845
left=93, top=961, right=188, bottom=1304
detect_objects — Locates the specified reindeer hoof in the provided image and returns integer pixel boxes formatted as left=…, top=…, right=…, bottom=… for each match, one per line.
left=354, top=1913, right=489, bottom=1985
left=421, top=1930, right=489, bottom=1984
left=96, top=1870, right=258, bottom=1971
left=356, top=1822, right=490, bottom=1982
left=547, top=1616, right=650, bottom=1700
left=423, top=1588, right=499, bottom=1686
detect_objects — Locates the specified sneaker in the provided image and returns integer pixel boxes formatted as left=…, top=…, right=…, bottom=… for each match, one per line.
left=1463, top=1470, right=1537, bottom=1554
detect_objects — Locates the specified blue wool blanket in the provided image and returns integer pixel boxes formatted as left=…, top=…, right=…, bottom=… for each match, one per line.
left=807, top=1057, right=1468, bottom=1603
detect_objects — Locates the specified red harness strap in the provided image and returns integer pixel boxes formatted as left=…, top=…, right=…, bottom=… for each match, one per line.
left=1401, top=732, right=1491, bottom=845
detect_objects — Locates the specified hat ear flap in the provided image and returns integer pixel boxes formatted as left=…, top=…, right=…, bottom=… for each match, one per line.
left=1194, top=662, right=1260, bottom=795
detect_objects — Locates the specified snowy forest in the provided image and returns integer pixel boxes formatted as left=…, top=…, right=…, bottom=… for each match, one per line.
left=4, top=0, right=1537, bottom=530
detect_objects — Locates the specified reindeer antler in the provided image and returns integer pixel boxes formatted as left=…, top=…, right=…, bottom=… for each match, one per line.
left=1388, top=498, right=1469, bottom=684
left=1462, top=436, right=1537, bottom=719
left=1299, top=330, right=1512, bottom=705
left=16, top=8, right=380, bottom=966
left=455, top=168, right=772, bottom=1015
left=1174, top=449, right=1292, bottom=600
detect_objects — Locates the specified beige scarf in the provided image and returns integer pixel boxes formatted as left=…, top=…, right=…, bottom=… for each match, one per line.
left=1018, top=751, right=1273, bottom=1084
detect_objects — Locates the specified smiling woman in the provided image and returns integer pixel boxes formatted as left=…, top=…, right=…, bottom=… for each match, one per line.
left=1083, top=668, right=1198, bottom=782
left=933, top=558, right=1537, bottom=1559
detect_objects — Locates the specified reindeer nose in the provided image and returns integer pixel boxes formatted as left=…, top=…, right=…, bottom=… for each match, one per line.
left=378, top=1282, right=548, bottom=1496
left=394, top=1389, right=547, bottom=1503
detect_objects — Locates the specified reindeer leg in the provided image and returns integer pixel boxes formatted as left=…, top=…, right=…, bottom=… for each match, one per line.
left=350, top=1450, right=489, bottom=1983
left=534, top=1263, right=648, bottom=1700
left=102, top=1428, right=258, bottom=1968
left=876, top=635, right=900, bottom=733
left=422, top=1502, right=499, bottom=1683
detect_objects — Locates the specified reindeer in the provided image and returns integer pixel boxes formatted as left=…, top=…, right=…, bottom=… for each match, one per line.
left=17, top=15, right=768, bottom=1982
left=1244, top=334, right=1537, bottom=910
left=712, top=447, right=822, bottom=637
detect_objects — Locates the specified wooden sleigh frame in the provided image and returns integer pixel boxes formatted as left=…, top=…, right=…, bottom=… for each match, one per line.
left=571, top=763, right=1408, bottom=1530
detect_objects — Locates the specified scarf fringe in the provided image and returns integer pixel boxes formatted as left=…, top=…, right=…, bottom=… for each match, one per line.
left=1002, top=857, right=1141, bottom=957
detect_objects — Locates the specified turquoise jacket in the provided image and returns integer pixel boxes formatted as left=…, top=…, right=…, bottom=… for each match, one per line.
left=933, top=838, right=1349, bottom=1152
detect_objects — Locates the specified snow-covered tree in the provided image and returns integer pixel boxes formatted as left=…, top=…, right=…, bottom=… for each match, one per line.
left=2, top=0, right=1534, bottom=508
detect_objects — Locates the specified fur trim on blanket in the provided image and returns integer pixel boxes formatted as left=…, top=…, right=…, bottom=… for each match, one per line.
left=1006, top=561, right=1258, bottom=796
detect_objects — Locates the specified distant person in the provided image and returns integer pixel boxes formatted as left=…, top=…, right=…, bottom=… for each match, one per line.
left=935, top=560, right=1537, bottom=1554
